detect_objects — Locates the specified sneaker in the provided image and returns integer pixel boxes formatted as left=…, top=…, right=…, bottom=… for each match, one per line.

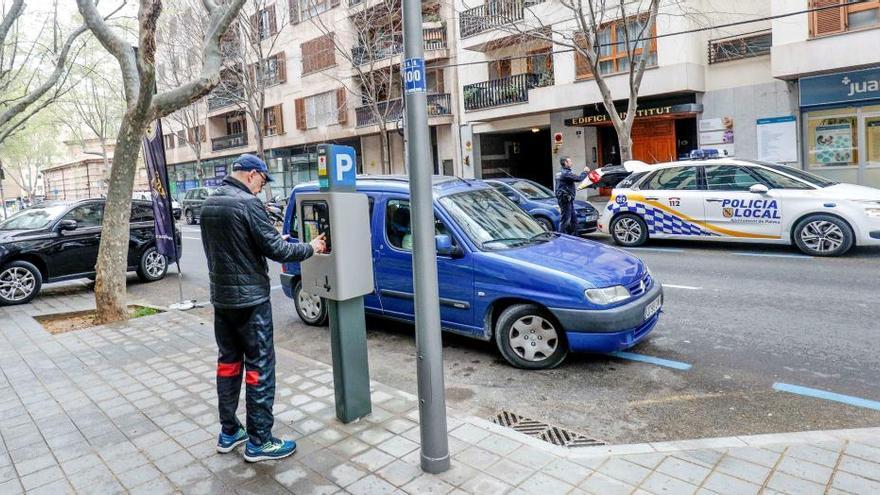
left=216, top=427, right=248, bottom=453
left=243, top=437, right=297, bottom=463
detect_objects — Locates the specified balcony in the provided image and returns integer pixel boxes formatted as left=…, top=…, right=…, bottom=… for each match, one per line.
left=211, top=132, right=247, bottom=152
left=207, top=89, right=242, bottom=111
left=708, top=30, right=772, bottom=64
left=355, top=93, right=452, bottom=127
left=459, top=0, right=545, bottom=38
left=463, top=73, right=550, bottom=111
left=351, top=25, right=447, bottom=66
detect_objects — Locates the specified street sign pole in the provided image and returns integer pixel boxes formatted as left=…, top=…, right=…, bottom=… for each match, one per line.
left=402, top=0, right=450, bottom=474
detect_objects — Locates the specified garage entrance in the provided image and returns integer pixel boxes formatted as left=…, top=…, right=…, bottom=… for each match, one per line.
left=477, top=128, right=553, bottom=188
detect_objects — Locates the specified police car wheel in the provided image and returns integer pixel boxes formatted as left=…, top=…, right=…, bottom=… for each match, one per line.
left=793, top=214, right=854, bottom=257
left=610, top=214, right=648, bottom=247
left=137, top=246, right=168, bottom=282
left=294, top=279, right=328, bottom=326
left=535, top=216, right=554, bottom=232
left=495, top=304, right=568, bottom=370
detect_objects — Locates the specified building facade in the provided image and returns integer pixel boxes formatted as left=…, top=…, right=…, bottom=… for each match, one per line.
left=42, top=140, right=149, bottom=201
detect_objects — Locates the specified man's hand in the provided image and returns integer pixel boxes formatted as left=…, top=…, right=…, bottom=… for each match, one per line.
left=282, top=234, right=290, bottom=241
left=310, top=233, right=327, bottom=254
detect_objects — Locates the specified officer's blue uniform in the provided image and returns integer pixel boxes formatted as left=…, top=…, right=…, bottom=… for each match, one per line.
left=554, top=166, right=587, bottom=235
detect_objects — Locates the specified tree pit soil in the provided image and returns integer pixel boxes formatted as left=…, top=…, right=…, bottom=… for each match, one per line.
left=35, top=305, right=162, bottom=334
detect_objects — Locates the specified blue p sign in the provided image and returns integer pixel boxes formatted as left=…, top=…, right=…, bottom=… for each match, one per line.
left=318, top=144, right=358, bottom=191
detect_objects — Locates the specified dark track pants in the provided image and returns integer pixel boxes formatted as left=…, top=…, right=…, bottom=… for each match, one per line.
left=559, top=198, right=577, bottom=235
left=214, top=300, right=276, bottom=446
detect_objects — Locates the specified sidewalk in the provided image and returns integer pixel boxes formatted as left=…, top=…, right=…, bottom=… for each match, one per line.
left=1, top=295, right=879, bottom=494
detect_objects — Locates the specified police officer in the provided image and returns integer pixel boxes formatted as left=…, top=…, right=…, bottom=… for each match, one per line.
left=554, top=156, right=588, bottom=235
left=200, top=154, right=327, bottom=462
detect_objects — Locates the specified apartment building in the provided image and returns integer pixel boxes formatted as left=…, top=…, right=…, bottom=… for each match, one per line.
left=42, top=140, right=149, bottom=201
left=454, top=0, right=880, bottom=191
left=160, top=0, right=460, bottom=201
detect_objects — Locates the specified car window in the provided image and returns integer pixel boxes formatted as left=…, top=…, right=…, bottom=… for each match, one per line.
left=704, top=165, right=762, bottom=191
left=385, top=199, right=455, bottom=252
left=750, top=167, right=814, bottom=190
left=641, top=167, right=700, bottom=191
left=184, top=190, right=194, bottom=200
left=509, top=180, right=554, bottom=200
left=489, top=183, right=519, bottom=201
left=131, top=203, right=155, bottom=222
left=199, top=189, right=209, bottom=200
left=62, top=203, right=104, bottom=228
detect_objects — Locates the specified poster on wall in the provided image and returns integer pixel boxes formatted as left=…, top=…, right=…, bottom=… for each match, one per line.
left=756, top=116, right=798, bottom=163
left=814, top=123, right=854, bottom=165
left=699, top=116, right=734, bottom=155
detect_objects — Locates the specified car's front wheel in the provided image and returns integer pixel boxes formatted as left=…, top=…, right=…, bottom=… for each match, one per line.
left=137, top=246, right=168, bottom=282
left=793, top=214, right=854, bottom=257
left=535, top=216, right=554, bottom=232
left=294, top=279, right=328, bottom=326
left=610, top=213, right=648, bottom=247
left=0, top=261, right=42, bottom=306
left=495, top=304, right=568, bottom=370
left=185, top=209, right=195, bottom=225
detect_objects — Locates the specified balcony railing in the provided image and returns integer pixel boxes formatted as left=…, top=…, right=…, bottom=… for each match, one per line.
left=708, top=30, right=772, bottom=64
left=350, top=25, right=447, bottom=66
left=211, top=132, right=248, bottom=152
left=459, top=0, right=545, bottom=38
left=355, top=93, right=452, bottom=127
left=463, top=73, right=544, bottom=111
left=207, top=89, right=242, bottom=111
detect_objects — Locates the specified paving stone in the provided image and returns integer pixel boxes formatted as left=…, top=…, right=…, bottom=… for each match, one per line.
left=459, top=473, right=513, bottom=495
left=578, top=472, right=637, bottom=495
left=485, top=457, right=538, bottom=486
left=154, top=450, right=196, bottom=474
left=519, top=471, right=576, bottom=495
left=327, top=462, right=368, bottom=487
left=454, top=446, right=500, bottom=471
left=507, top=445, right=556, bottom=469
left=402, top=473, right=455, bottom=494
left=541, top=457, right=593, bottom=486
left=13, top=454, right=56, bottom=477
left=725, top=447, right=781, bottom=468
left=831, top=470, right=880, bottom=494
left=356, top=427, right=395, bottom=446
left=846, top=441, right=880, bottom=464
left=377, top=436, right=420, bottom=458
left=476, top=434, right=522, bottom=457
left=701, top=471, right=761, bottom=495
left=765, top=471, right=825, bottom=495
left=656, top=456, right=712, bottom=485
left=639, top=471, right=700, bottom=494
left=116, top=462, right=162, bottom=489
left=129, top=475, right=176, bottom=495
left=167, top=462, right=212, bottom=487
left=595, top=457, right=652, bottom=486
left=449, top=424, right=492, bottom=444
left=714, top=455, right=772, bottom=484
left=351, top=448, right=396, bottom=472
left=24, top=478, right=74, bottom=495
left=775, top=454, right=833, bottom=484
left=377, top=459, right=423, bottom=486
left=785, top=444, right=841, bottom=468
left=19, top=465, right=64, bottom=491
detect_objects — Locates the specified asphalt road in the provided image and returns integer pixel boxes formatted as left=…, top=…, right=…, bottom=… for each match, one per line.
left=46, top=223, right=880, bottom=445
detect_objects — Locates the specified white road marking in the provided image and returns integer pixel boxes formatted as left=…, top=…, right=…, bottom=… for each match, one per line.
left=183, top=236, right=202, bottom=240
left=271, top=285, right=282, bottom=291
left=662, top=284, right=701, bottom=290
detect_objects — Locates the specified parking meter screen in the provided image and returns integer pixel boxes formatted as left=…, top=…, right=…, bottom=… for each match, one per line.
left=301, top=201, right=332, bottom=253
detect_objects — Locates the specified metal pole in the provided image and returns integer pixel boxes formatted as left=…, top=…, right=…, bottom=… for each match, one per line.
left=402, top=0, right=450, bottom=474
left=0, top=164, right=7, bottom=219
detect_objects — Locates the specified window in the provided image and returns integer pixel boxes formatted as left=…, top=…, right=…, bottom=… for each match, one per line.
left=62, top=203, right=104, bottom=228
left=176, top=130, right=186, bottom=147
left=642, top=167, right=700, bottom=190
left=226, top=114, right=246, bottom=135
left=749, top=167, right=814, bottom=189
left=256, top=52, right=287, bottom=86
left=263, top=105, right=285, bottom=136
left=708, top=31, right=772, bottom=64
left=575, top=16, right=658, bottom=79
left=187, top=125, right=206, bottom=144
left=488, top=59, right=511, bottom=80
left=252, top=5, right=277, bottom=40
left=704, top=166, right=761, bottom=191
left=301, top=34, right=336, bottom=75
left=163, top=134, right=175, bottom=149
left=295, top=89, right=346, bottom=129
left=131, top=203, right=155, bottom=222
left=806, top=108, right=859, bottom=167
left=384, top=199, right=455, bottom=252
left=291, top=0, right=338, bottom=24
left=810, top=0, right=880, bottom=37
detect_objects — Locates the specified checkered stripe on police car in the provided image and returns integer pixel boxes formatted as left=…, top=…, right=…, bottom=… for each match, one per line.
left=609, top=203, right=719, bottom=237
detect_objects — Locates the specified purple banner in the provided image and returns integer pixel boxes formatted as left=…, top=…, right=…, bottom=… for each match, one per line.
left=142, top=120, right=178, bottom=262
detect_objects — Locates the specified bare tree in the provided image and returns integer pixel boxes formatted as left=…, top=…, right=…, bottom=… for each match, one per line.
left=471, top=0, right=660, bottom=162
left=0, top=0, right=104, bottom=145
left=0, top=114, right=57, bottom=200
left=76, top=0, right=245, bottom=324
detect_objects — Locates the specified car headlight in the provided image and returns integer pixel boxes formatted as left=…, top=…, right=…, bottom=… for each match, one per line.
left=553, top=206, right=561, bottom=212
left=585, top=286, right=630, bottom=305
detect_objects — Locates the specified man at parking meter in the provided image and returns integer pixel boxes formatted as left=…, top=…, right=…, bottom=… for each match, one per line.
left=200, top=153, right=326, bottom=462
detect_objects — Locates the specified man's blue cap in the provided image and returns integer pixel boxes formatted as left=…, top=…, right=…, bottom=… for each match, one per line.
left=232, top=154, right=274, bottom=182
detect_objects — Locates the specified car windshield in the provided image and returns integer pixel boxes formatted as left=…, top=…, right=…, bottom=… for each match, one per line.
left=439, top=188, right=546, bottom=250
left=508, top=180, right=554, bottom=200
left=753, top=162, right=837, bottom=188
left=0, top=205, right=68, bottom=230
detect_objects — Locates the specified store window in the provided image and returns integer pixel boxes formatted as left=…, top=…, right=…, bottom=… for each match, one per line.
left=806, top=108, right=859, bottom=168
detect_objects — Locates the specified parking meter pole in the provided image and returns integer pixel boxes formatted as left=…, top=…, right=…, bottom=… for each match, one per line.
left=402, top=0, right=450, bottom=474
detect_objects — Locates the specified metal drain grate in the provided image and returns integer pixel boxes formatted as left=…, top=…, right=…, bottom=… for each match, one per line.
left=492, top=411, right=605, bottom=448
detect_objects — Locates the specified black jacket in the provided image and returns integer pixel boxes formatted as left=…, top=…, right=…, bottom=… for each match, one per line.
left=554, top=166, right=588, bottom=201
left=200, top=176, right=313, bottom=309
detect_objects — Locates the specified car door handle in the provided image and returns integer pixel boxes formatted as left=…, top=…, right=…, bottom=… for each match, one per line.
left=705, top=198, right=724, bottom=203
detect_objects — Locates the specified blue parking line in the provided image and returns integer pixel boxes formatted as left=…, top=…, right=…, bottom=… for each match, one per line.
left=773, top=383, right=880, bottom=411
left=607, top=351, right=692, bottom=370
left=731, top=252, right=813, bottom=259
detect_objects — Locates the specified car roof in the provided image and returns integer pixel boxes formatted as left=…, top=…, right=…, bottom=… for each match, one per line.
left=638, top=158, right=780, bottom=171
left=292, top=175, right=490, bottom=197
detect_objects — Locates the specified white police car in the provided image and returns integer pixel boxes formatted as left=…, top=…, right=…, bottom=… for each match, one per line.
left=596, top=159, right=880, bottom=256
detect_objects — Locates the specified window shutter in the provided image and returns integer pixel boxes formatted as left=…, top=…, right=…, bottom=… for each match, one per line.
left=250, top=13, right=259, bottom=35
left=326, top=35, right=336, bottom=67
left=268, top=4, right=277, bottom=34
left=248, top=63, right=257, bottom=86
left=336, top=88, right=347, bottom=124
left=187, top=127, right=195, bottom=143
left=574, top=34, right=593, bottom=80
left=301, top=41, right=312, bottom=74
left=295, top=98, right=306, bottom=130
left=200, top=125, right=206, bottom=142
left=276, top=52, right=287, bottom=83
left=810, top=0, right=846, bottom=37
left=289, top=0, right=300, bottom=24
left=275, top=105, right=285, bottom=134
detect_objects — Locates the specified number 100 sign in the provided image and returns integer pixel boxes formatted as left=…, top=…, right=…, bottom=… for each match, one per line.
left=403, top=58, right=426, bottom=94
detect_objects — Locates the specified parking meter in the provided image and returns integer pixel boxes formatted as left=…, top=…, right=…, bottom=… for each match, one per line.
left=297, top=144, right=374, bottom=423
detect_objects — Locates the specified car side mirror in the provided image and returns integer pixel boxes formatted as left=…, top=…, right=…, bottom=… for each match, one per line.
left=749, top=184, right=769, bottom=194
left=57, top=219, right=78, bottom=231
left=435, top=234, right=462, bottom=258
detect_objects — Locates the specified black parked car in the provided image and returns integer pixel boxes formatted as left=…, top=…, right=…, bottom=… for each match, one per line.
left=181, top=187, right=215, bottom=225
left=0, top=199, right=182, bottom=305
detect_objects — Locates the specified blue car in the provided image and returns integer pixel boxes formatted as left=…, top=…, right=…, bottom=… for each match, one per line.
left=485, top=178, right=598, bottom=235
left=280, top=176, right=662, bottom=370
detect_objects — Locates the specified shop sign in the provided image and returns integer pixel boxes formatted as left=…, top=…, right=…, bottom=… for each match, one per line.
left=564, top=103, right=702, bottom=126
left=800, top=66, right=880, bottom=107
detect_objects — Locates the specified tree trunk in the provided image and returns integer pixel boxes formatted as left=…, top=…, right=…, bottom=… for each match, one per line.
left=617, top=127, right=633, bottom=162
left=93, top=114, right=145, bottom=324
left=255, top=129, right=273, bottom=197
left=379, top=128, right=391, bottom=174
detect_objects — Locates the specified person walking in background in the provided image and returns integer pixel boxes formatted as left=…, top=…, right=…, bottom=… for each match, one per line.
left=554, top=156, right=588, bottom=235
left=200, top=153, right=326, bottom=462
